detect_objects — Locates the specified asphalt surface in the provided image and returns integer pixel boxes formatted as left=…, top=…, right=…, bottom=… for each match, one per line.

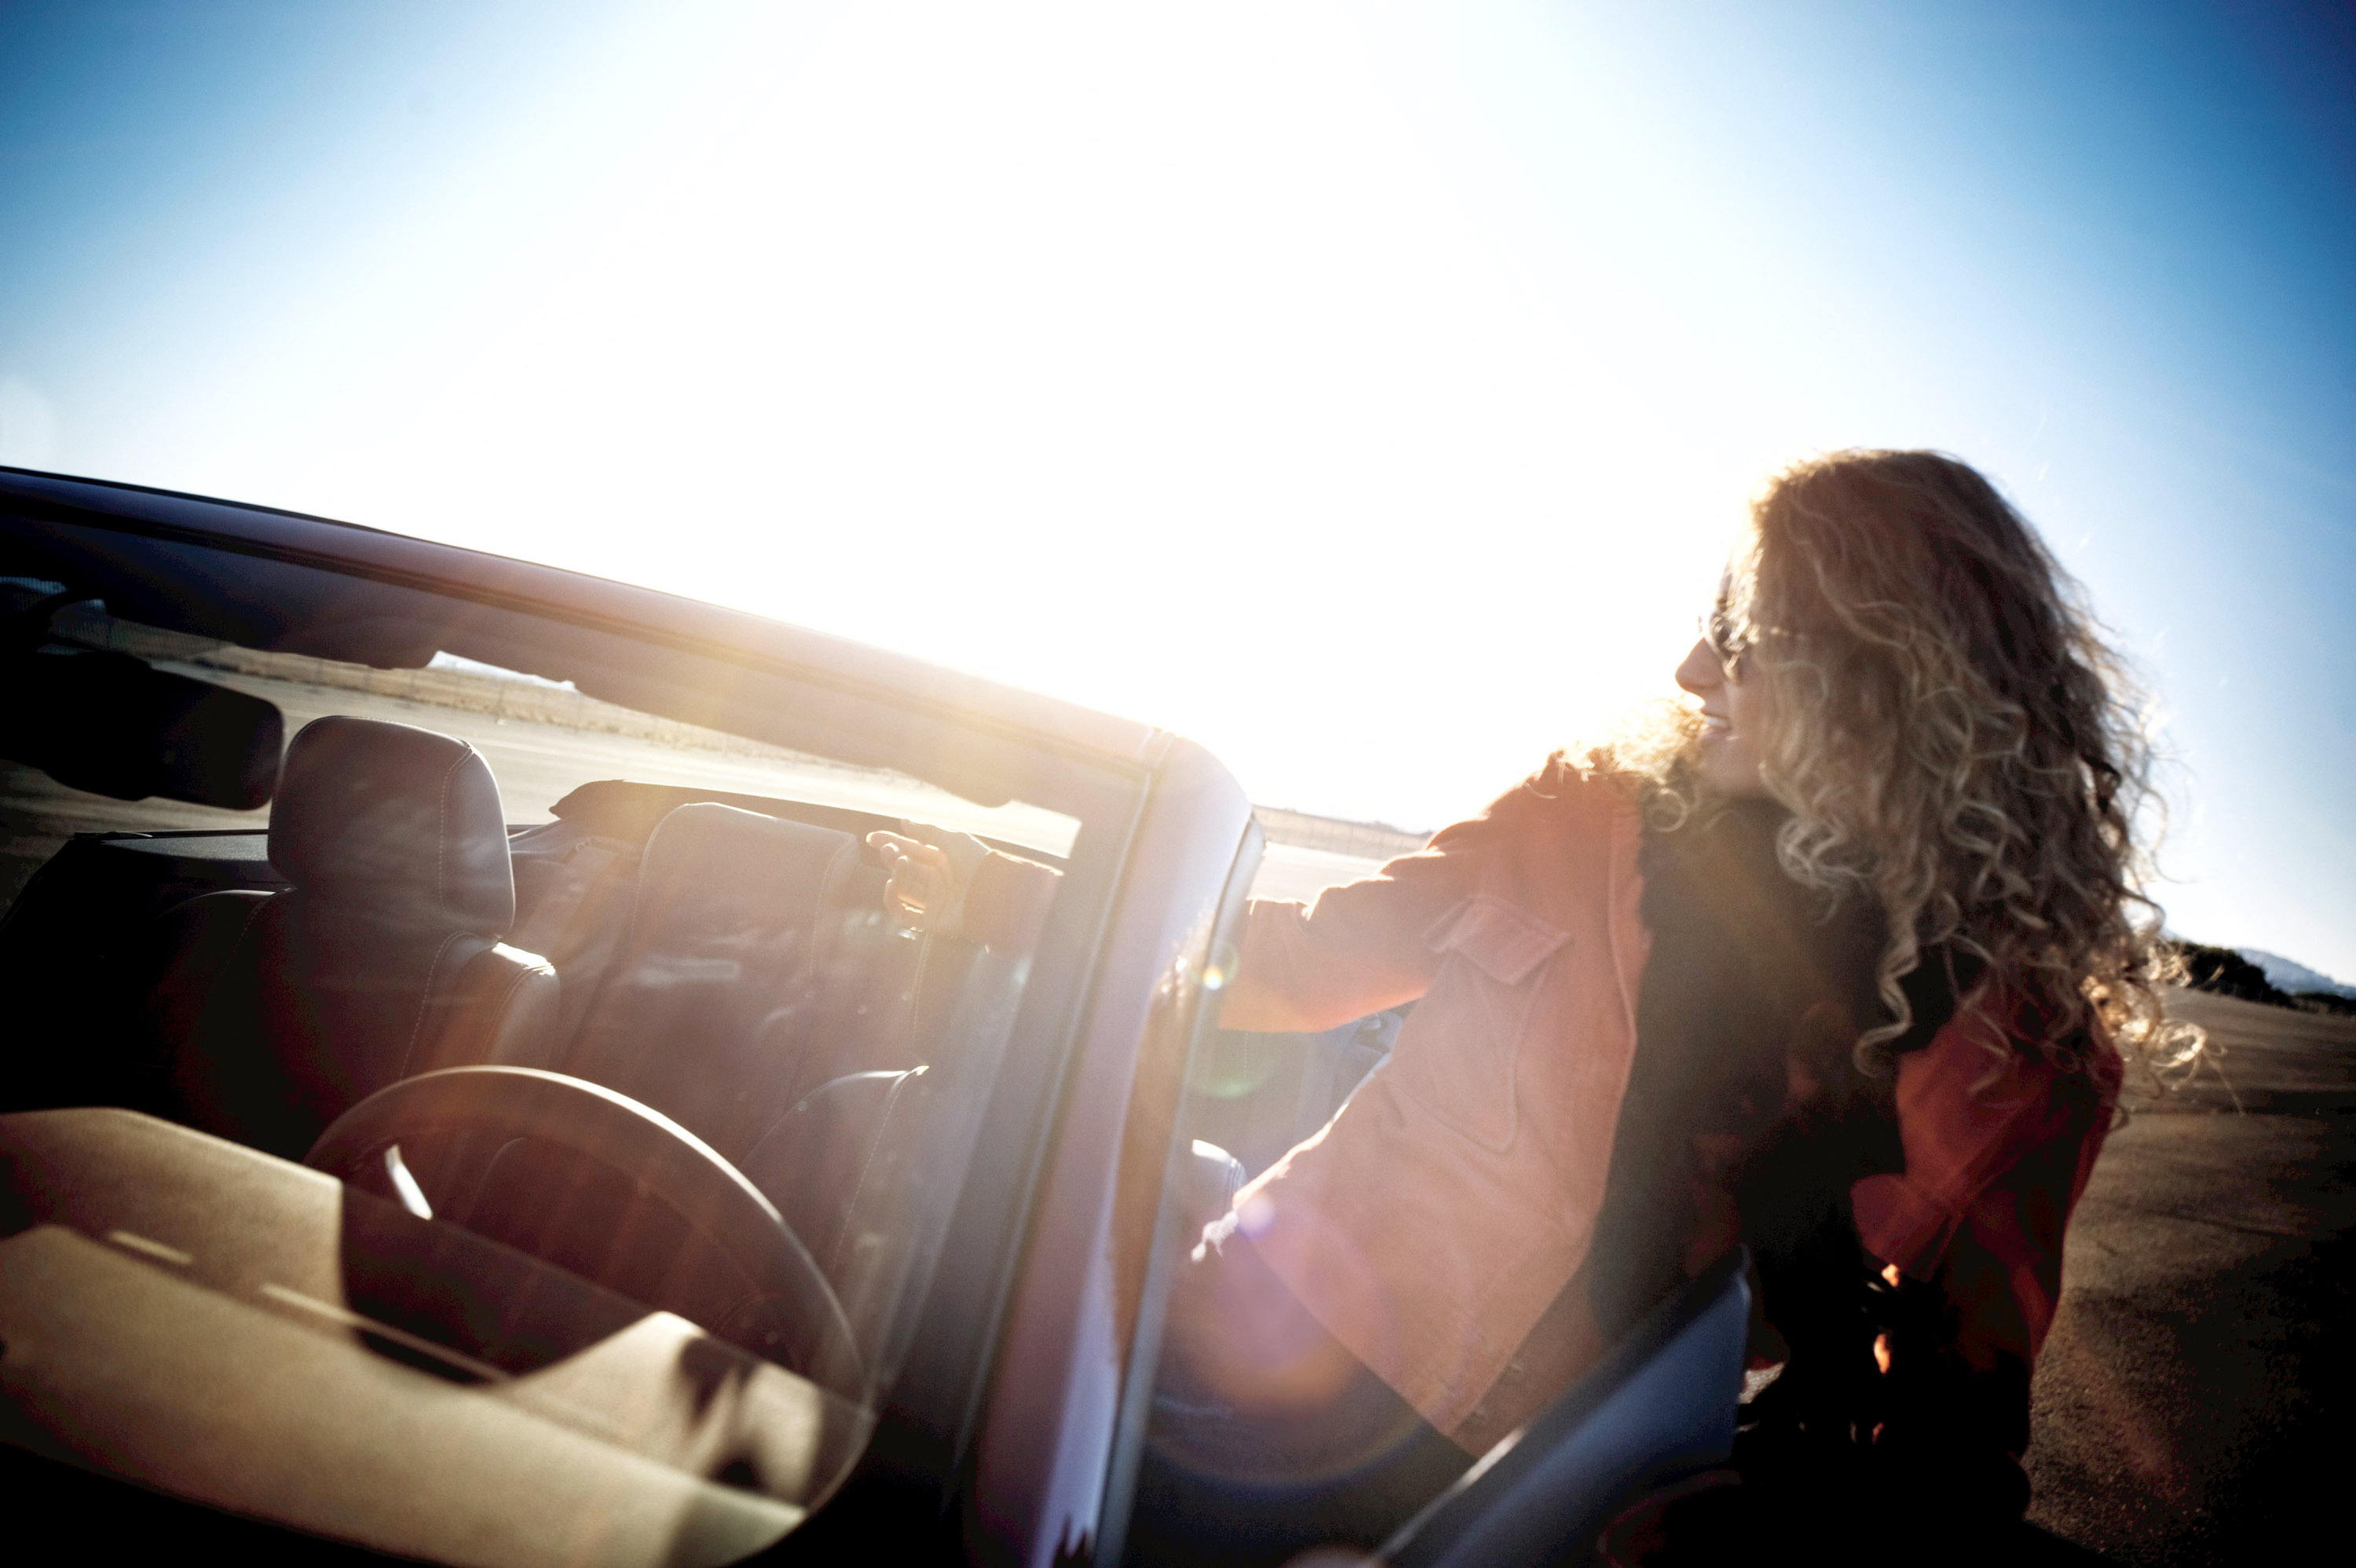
left=2024, top=988, right=2356, bottom=1564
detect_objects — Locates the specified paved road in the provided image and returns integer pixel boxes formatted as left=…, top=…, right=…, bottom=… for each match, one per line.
left=2025, top=988, right=2356, bottom=1563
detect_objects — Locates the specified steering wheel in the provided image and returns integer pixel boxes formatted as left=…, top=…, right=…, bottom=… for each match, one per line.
left=305, top=1065, right=864, bottom=1399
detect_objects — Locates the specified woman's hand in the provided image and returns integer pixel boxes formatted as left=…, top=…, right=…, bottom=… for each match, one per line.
left=866, top=824, right=988, bottom=938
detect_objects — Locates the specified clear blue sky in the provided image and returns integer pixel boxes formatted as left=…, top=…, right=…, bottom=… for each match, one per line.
left=3, top=2, right=2351, bottom=977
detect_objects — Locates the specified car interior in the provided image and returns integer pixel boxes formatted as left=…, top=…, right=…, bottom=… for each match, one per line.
left=0, top=543, right=1123, bottom=1563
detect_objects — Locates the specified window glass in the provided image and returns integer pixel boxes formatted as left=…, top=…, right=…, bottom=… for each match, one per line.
left=0, top=584, right=1077, bottom=1552
left=2, top=593, right=1070, bottom=893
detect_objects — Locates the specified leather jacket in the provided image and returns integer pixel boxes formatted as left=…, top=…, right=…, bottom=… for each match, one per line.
left=1216, top=754, right=2118, bottom=1448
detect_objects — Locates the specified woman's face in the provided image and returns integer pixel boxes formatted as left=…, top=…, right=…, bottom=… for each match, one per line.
left=1675, top=603, right=1777, bottom=799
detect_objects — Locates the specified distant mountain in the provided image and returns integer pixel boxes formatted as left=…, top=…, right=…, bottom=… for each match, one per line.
left=2237, top=948, right=2356, bottom=1000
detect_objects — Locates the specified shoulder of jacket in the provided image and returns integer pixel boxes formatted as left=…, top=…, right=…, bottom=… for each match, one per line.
left=1422, top=752, right=1640, bottom=861
left=1509, top=750, right=1644, bottom=825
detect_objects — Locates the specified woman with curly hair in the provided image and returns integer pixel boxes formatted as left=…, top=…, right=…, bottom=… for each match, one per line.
left=875, top=448, right=2190, bottom=1563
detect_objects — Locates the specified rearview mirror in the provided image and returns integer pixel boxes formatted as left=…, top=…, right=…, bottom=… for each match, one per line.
left=0, top=647, right=284, bottom=809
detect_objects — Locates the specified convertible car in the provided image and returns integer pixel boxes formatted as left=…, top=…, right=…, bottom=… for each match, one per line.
left=0, top=466, right=1746, bottom=1566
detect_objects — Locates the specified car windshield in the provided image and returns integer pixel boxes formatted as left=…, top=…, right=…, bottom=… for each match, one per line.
left=0, top=569, right=1089, bottom=1563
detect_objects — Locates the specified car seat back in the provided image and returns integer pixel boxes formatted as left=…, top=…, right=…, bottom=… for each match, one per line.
left=504, top=824, right=642, bottom=1047
left=734, top=942, right=1030, bottom=1366
left=143, top=717, right=558, bottom=1158
left=737, top=1067, right=928, bottom=1350
left=555, top=802, right=918, bottom=1160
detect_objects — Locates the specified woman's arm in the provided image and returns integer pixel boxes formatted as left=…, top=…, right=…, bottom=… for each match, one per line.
left=1215, top=768, right=1558, bottom=1033
left=871, top=824, right=1479, bottom=1004
left=1217, top=853, right=1469, bottom=1033
left=873, top=758, right=1561, bottom=1025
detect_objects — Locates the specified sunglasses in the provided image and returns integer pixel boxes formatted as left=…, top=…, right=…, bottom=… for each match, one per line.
left=1697, top=605, right=1752, bottom=676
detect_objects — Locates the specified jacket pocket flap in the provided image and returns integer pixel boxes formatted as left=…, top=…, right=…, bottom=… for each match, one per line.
left=1423, top=894, right=1571, bottom=987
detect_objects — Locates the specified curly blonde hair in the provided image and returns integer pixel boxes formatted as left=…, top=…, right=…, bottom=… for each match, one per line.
left=1616, top=450, right=2195, bottom=1079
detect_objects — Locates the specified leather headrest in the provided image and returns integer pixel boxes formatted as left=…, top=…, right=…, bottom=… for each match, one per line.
left=629, top=804, right=858, bottom=954
left=269, top=716, right=514, bottom=934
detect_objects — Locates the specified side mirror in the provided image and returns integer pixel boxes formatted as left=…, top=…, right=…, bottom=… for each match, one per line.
left=0, top=646, right=284, bottom=809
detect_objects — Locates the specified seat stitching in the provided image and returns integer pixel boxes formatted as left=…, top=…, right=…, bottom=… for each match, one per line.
left=627, top=813, right=682, bottom=950
left=435, top=744, right=470, bottom=923
left=224, top=894, right=270, bottom=960
left=484, top=952, right=551, bottom=1065
left=830, top=1067, right=921, bottom=1274
left=810, top=839, right=858, bottom=977
left=399, top=930, right=470, bottom=1080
